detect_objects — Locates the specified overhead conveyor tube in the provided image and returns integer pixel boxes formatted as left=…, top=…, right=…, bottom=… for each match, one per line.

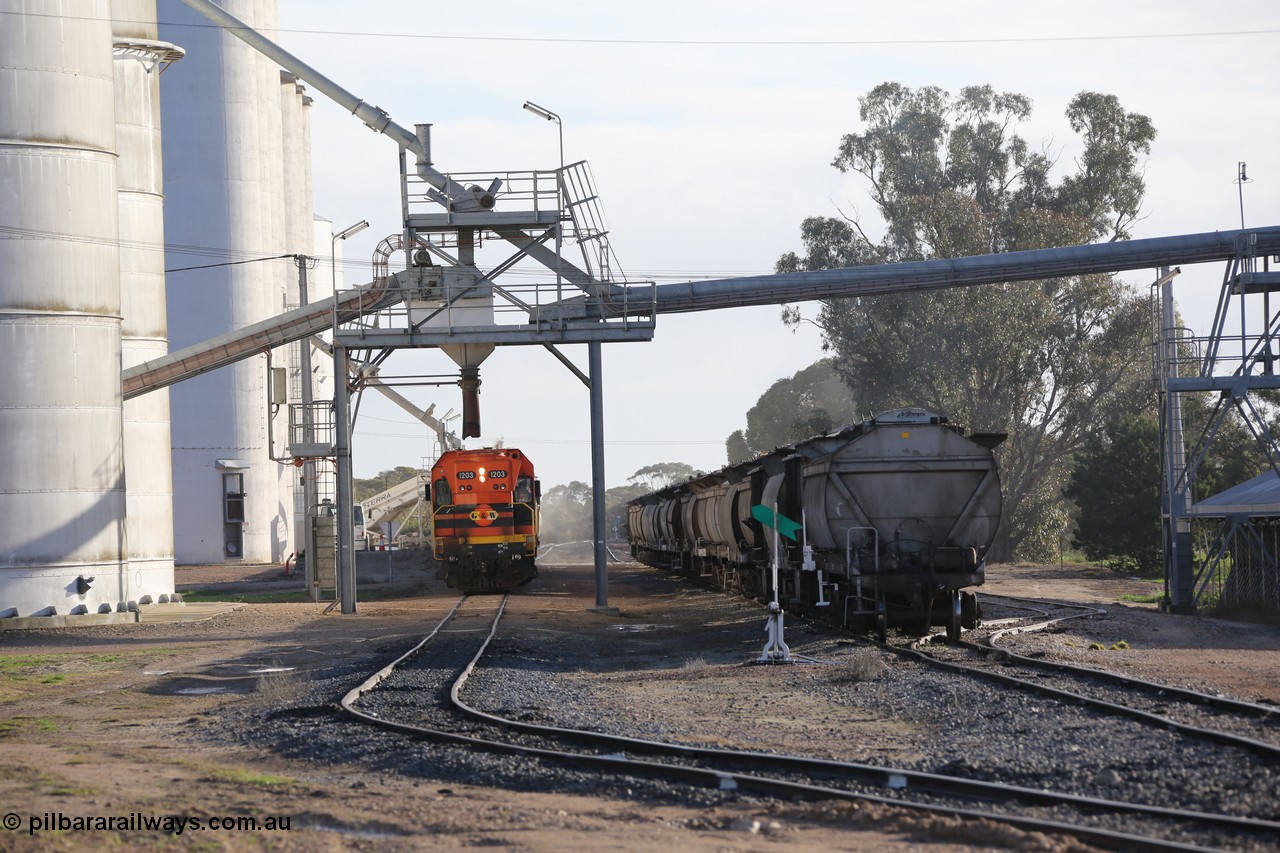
left=652, top=227, right=1280, bottom=313
left=122, top=280, right=400, bottom=400
left=178, top=0, right=486, bottom=211
left=565, top=227, right=1280, bottom=317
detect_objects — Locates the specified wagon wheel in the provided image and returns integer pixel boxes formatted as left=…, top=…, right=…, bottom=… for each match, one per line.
left=946, top=589, right=963, bottom=644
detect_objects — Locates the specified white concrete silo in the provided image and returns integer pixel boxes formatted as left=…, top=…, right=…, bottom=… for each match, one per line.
left=0, top=1, right=128, bottom=616
left=159, top=0, right=293, bottom=564
left=112, top=0, right=182, bottom=601
left=280, top=72, right=317, bottom=558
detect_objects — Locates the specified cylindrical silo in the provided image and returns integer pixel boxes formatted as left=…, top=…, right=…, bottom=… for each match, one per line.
left=280, top=71, right=313, bottom=558
left=159, top=0, right=287, bottom=564
left=258, top=1, right=294, bottom=562
left=0, top=1, right=128, bottom=616
left=112, top=0, right=183, bottom=603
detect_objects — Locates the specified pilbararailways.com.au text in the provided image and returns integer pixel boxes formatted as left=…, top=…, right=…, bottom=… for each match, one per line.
left=9, top=811, right=291, bottom=835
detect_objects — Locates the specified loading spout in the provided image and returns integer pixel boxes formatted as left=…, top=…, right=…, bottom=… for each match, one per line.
left=459, top=367, right=482, bottom=439
left=178, top=0, right=492, bottom=212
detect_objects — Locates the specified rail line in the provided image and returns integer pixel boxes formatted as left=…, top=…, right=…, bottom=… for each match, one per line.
left=336, top=591, right=1279, bottom=852
left=893, top=593, right=1280, bottom=760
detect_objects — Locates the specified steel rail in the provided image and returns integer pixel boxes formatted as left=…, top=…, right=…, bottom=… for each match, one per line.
left=336, top=596, right=1273, bottom=852
left=962, top=593, right=1280, bottom=724
left=894, top=641, right=1280, bottom=761
left=450, top=639, right=1280, bottom=839
left=976, top=637, right=1280, bottom=720
left=338, top=593, right=471, bottom=710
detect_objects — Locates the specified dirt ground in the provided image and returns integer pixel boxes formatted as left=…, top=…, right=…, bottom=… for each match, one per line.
left=0, top=559, right=1276, bottom=852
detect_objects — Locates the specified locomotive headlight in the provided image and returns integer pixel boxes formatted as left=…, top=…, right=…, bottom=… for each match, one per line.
left=478, top=467, right=486, bottom=483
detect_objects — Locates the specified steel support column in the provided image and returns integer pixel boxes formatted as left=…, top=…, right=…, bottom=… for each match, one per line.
left=297, top=257, right=320, bottom=601
left=1159, top=268, right=1196, bottom=611
left=334, top=344, right=356, bottom=614
left=588, top=340, right=611, bottom=610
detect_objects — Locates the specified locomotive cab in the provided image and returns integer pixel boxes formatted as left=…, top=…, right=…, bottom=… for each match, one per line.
left=430, top=448, right=540, bottom=592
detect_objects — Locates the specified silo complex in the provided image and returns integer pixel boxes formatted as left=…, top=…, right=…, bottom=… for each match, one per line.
left=0, top=1, right=129, bottom=616
left=159, top=0, right=304, bottom=564
left=113, top=0, right=182, bottom=599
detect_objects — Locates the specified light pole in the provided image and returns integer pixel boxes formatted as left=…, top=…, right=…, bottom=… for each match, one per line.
left=522, top=101, right=563, bottom=298
left=523, top=101, right=611, bottom=612
left=330, top=219, right=369, bottom=294
left=320, top=219, right=365, bottom=604
left=1236, top=162, right=1252, bottom=230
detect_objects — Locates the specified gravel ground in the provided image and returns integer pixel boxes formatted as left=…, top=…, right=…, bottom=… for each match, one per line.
left=3, top=553, right=1278, bottom=851
left=226, top=556, right=1279, bottom=850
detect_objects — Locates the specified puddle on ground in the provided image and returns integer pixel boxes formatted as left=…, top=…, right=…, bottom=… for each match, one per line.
left=147, top=676, right=256, bottom=696
left=611, top=624, right=673, bottom=632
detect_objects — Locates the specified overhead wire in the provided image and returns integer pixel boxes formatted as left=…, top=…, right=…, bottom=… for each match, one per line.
left=1, top=10, right=1273, bottom=46
left=0, top=222, right=776, bottom=282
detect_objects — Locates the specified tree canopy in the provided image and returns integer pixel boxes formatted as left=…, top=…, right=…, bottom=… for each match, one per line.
left=539, top=481, right=593, bottom=543
left=727, top=359, right=855, bottom=463
left=1064, top=412, right=1162, bottom=575
left=540, top=465, right=700, bottom=543
left=354, top=466, right=421, bottom=503
left=777, top=83, right=1157, bottom=560
left=627, top=462, right=704, bottom=491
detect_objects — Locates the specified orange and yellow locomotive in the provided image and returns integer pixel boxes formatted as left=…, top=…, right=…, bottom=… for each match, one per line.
left=429, top=447, right=539, bottom=591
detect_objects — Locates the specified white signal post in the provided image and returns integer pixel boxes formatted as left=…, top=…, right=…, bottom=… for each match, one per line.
left=801, top=508, right=829, bottom=608
left=757, top=503, right=793, bottom=664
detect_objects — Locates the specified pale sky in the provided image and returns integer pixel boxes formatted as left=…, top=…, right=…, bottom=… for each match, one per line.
left=272, top=0, right=1280, bottom=489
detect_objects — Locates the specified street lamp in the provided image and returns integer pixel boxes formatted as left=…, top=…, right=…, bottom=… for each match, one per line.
left=522, top=101, right=563, bottom=296
left=1236, top=162, right=1252, bottom=230
left=330, top=219, right=369, bottom=294
left=522, top=101, right=562, bottom=172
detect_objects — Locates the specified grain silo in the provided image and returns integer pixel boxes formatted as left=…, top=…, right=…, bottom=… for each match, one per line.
left=159, top=0, right=296, bottom=564
left=0, top=1, right=128, bottom=616
left=113, top=0, right=183, bottom=601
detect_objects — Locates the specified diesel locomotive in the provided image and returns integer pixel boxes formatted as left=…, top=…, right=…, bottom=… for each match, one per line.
left=429, top=447, right=540, bottom=591
left=627, top=408, right=1005, bottom=641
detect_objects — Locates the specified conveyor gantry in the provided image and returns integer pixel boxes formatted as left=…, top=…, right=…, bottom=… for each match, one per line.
left=121, top=278, right=398, bottom=401
left=123, top=227, right=1280, bottom=401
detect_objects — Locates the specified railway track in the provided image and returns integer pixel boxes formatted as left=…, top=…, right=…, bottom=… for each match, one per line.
left=338, top=590, right=1280, bottom=853
left=898, top=593, right=1280, bottom=757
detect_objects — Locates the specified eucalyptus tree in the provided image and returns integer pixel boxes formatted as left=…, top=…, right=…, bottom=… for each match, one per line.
left=777, top=83, right=1157, bottom=560
left=727, top=359, right=856, bottom=463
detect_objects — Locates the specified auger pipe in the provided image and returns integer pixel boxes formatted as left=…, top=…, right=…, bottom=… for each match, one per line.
left=572, top=227, right=1280, bottom=317
left=121, top=281, right=401, bottom=400
left=178, top=0, right=484, bottom=210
